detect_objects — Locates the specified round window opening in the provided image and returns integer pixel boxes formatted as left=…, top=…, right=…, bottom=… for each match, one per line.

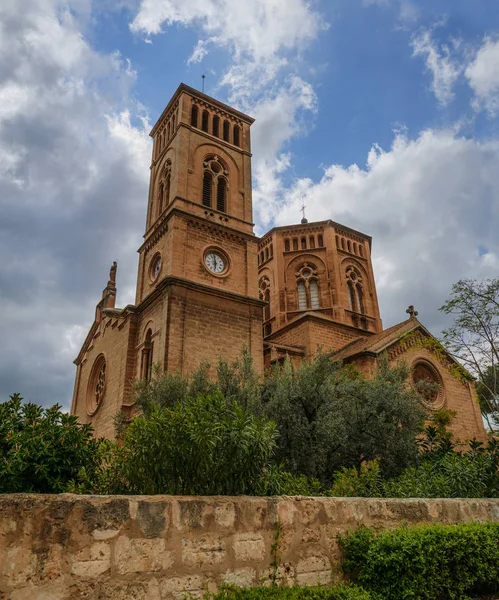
left=87, top=355, right=106, bottom=416
left=412, top=360, right=444, bottom=409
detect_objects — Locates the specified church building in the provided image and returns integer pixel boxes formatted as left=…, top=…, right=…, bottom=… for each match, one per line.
left=71, top=83, right=486, bottom=443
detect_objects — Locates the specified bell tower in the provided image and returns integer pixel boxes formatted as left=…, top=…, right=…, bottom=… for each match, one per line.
left=135, top=83, right=264, bottom=375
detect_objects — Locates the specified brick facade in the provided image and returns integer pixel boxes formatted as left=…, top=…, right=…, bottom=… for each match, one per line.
left=71, top=83, right=486, bottom=443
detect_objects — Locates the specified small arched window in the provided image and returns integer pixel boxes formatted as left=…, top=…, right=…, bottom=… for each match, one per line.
left=217, top=178, right=227, bottom=212
left=341, top=238, right=346, bottom=250
left=284, top=239, right=290, bottom=252
left=202, top=110, right=209, bottom=132
left=270, top=243, right=274, bottom=257
left=318, top=234, right=324, bottom=247
left=260, top=251, right=265, bottom=263
left=293, top=238, right=298, bottom=251
left=309, top=236, right=315, bottom=249
left=172, top=114, right=176, bottom=131
left=297, top=280, right=307, bottom=310
left=167, top=122, right=171, bottom=140
left=213, top=115, right=220, bottom=137
left=336, top=235, right=340, bottom=248
left=233, top=125, right=240, bottom=147
left=346, top=266, right=366, bottom=317
left=265, top=247, right=269, bottom=260
left=191, top=105, right=199, bottom=127
left=359, top=245, right=364, bottom=258
left=301, top=237, right=307, bottom=250
left=347, top=240, right=352, bottom=253
left=223, top=120, right=230, bottom=142
left=353, top=242, right=358, bottom=254
left=202, top=171, right=212, bottom=207
left=356, top=284, right=365, bottom=314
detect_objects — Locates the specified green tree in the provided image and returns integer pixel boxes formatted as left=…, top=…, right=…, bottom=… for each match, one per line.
left=440, top=278, right=499, bottom=430
left=262, top=354, right=426, bottom=484
left=0, top=393, right=100, bottom=493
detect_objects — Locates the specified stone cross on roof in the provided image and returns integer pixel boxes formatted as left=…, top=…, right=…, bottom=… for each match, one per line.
left=406, top=305, right=419, bottom=319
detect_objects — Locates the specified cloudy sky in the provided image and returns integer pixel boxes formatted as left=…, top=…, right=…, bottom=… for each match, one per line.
left=1, top=0, right=499, bottom=408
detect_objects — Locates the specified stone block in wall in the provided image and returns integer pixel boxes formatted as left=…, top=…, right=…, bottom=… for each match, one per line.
left=296, top=555, right=332, bottom=586
left=222, top=568, right=257, bottom=587
left=182, top=535, right=226, bottom=568
left=115, top=536, right=173, bottom=574
left=233, top=533, right=266, bottom=562
left=71, top=541, right=111, bottom=577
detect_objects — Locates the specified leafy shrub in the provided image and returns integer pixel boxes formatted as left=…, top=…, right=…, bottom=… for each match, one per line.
left=339, top=522, right=499, bottom=599
left=262, top=355, right=426, bottom=484
left=329, top=462, right=383, bottom=498
left=103, top=391, right=280, bottom=495
left=203, top=584, right=373, bottom=600
left=0, top=393, right=100, bottom=493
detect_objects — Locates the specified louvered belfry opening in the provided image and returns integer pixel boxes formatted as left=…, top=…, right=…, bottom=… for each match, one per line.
left=191, top=105, right=198, bottom=127
left=217, top=178, right=227, bottom=212
left=202, top=172, right=212, bottom=207
left=233, top=125, right=240, bottom=147
left=213, top=116, right=220, bottom=137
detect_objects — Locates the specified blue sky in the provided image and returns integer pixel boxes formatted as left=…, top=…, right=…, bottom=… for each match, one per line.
left=1, top=0, right=499, bottom=407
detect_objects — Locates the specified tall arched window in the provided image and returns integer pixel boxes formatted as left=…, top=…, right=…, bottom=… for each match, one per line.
left=202, top=110, right=209, bottom=132
left=296, top=263, right=320, bottom=311
left=213, top=115, right=220, bottom=137
left=346, top=266, right=366, bottom=316
left=217, top=178, right=227, bottom=212
left=142, top=329, right=153, bottom=381
left=359, top=245, right=364, bottom=258
left=310, top=280, right=320, bottom=309
left=164, top=172, right=171, bottom=206
left=202, top=156, right=229, bottom=211
left=301, top=237, right=307, bottom=250
left=203, top=171, right=212, bottom=207
left=191, top=105, right=199, bottom=127
left=158, top=183, right=164, bottom=215
left=233, top=125, right=240, bottom=147
left=172, top=114, right=176, bottom=131
left=167, top=122, right=171, bottom=140
left=348, top=281, right=357, bottom=311
left=223, top=120, right=230, bottom=142
left=284, top=239, right=290, bottom=252
left=297, top=280, right=307, bottom=310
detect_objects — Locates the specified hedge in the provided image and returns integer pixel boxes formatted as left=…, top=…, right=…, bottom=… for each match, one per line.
left=338, top=521, right=499, bottom=599
left=203, top=585, right=373, bottom=599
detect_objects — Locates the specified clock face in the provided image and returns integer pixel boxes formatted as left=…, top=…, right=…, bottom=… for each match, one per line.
left=152, top=256, right=161, bottom=280
left=205, top=251, right=226, bottom=274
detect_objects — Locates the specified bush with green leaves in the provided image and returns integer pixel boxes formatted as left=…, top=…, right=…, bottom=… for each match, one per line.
left=261, top=354, right=426, bottom=485
left=339, top=522, right=499, bottom=599
left=202, top=585, right=373, bottom=600
left=0, top=393, right=100, bottom=493
left=104, top=391, right=281, bottom=495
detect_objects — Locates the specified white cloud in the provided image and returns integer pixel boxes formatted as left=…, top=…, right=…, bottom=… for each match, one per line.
left=465, top=37, right=499, bottom=116
left=411, top=29, right=462, bottom=106
left=274, top=128, right=499, bottom=332
left=0, top=0, right=150, bottom=407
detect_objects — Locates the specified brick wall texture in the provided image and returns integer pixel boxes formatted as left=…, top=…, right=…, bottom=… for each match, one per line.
left=1, top=494, right=499, bottom=599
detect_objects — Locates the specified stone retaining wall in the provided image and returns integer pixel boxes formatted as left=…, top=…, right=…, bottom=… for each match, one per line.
left=1, top=495, right=499, bottom=599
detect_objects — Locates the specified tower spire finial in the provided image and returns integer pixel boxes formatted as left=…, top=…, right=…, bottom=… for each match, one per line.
left=202, top=74, right=205, bottom=93
left=300, top=202, right=308, bottom=224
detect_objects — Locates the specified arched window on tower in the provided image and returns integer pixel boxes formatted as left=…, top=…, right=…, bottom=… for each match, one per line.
left=296, top=263, right=320, bottom=311
left=141, top=329, right=153, bottom=381
left=203, top=171, right=212, bottom=207
left=301, top=237, right=307, bottom=250
left=284, top=239, right=290, bottom=252
left=167, top=122, right=171, bottom=141
left=223, top=120, right=230, bottom=142
left=213, top=115, right=220, bottom=137
left=233, top=125, right=240, bottom=147
left=172, top=113, right=176, bottom=131
left=297, top=280, right=307, bottom=310
left=346, top=265, right=366, bottom=318
left=310, top=280, right=320, bottom=309
left=191, top=105, right=199, bottom=127
left=164, top=172, right=171, bottom=206
left=202, top=110, right=209, bottom=132
left=158, top=183, right=164, bottom=216
left=217, top=178, right=227, bottom=212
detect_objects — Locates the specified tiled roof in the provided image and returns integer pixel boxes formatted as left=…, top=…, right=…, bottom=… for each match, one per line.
left=332, top=318, right=423, bottom=361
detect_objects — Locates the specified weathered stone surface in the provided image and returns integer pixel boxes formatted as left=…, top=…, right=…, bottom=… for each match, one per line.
left=233, top=533, right=266, bottom=562
left=1, top=495, right=499, bottom=597
left=71, top=541, right=111, bottom=576
left=115, top=536, right=173, bottom=574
